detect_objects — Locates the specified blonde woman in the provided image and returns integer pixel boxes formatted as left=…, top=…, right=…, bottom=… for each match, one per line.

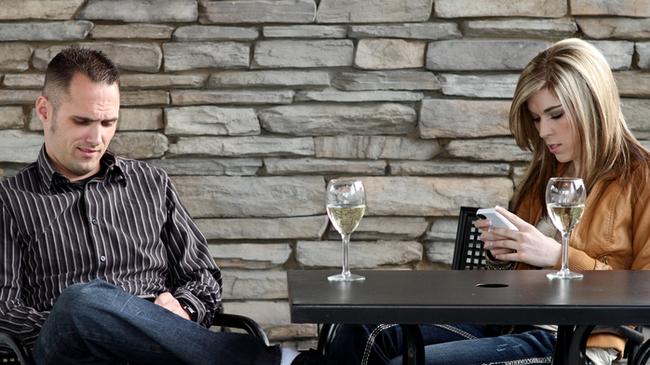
left=322, top=39, right=650, bottom=365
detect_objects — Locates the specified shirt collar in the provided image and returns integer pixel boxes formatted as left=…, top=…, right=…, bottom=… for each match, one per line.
left=37, top=146, right=126, bottom=190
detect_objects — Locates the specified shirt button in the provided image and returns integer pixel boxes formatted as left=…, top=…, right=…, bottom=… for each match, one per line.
left=91, top=218, right=98, bottom=225
left=100, top=255, right=106, bottom=262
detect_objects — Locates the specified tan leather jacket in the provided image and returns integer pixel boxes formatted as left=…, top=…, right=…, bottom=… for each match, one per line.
left=513, top=162, right=650, bottom=354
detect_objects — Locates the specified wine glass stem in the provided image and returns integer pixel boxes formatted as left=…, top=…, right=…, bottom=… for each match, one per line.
left=341, top=233, right=351, bottom=277
left=561, top=231, right=570, bottom=272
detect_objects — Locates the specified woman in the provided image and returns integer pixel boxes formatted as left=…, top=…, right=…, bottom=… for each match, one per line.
left=325, top=38, right=650, bottom=365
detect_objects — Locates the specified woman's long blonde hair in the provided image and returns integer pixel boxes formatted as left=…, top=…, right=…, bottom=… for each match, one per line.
left=510, top=38, right=649, bottom=212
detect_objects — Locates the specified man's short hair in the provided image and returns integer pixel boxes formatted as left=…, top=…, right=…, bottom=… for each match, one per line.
left=43, top=46, right=120, bottom=104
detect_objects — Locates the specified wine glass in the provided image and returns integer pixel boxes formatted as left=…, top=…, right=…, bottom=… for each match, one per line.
left=545, top=177, right=586, bottom=279
left=326, top=179, right=366, bottom=282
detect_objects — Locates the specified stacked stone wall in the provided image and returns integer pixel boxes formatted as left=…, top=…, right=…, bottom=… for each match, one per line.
left=1, top=0, right=649, bottom=348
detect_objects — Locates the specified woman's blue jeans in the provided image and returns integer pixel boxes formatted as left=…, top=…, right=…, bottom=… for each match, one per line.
left=32, top=280, right=280, bottom=365
left=326, top=323, right=556, bottom=365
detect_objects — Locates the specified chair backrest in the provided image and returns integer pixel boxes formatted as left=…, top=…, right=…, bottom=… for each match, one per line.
left=451, top=206, right=486, bottom=271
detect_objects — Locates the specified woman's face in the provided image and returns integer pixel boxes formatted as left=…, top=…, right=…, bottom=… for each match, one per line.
left=527, top=88, right=578, bottom=166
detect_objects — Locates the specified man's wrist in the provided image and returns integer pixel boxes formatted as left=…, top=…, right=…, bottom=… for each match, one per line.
left=179, top=299, right=198, bottom=322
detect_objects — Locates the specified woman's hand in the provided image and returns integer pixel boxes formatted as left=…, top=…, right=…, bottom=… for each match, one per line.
left=474, top=206, right=562, bottom=268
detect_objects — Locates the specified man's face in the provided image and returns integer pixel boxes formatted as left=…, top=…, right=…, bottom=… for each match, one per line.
left=35, top=73, right=120, bottom=182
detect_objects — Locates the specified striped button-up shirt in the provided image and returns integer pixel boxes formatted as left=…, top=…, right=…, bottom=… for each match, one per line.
left=0, top=148, right=222, bottom=345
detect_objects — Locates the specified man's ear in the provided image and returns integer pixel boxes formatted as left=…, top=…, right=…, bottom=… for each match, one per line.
left=35, top=95, right=52, bottom=125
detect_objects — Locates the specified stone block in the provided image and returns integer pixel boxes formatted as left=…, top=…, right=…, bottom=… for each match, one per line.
left=0, top=107, right=25, bottom=129
left=577, top=18, right=650, bottom=39
left=149, top=158, right=262, bottom=176
left=419, top=99, right=511, bottom=138
left=170, top=90, right=294, bottom=105
left=424, top=241, right=454, bottom=265
left=28, top=109, right=41, bottom=131
left=590, top=40, right=634, bottom=70
left=163, top=42, right=249, bottom=71
left=259, top=103, right=416, bottom=136
left=570, top=0, right=650, bottom=17
left=349, top=23, right=460, bottom=40
left=0, top=130, right=42, bottom=163
left=109, top=132, right=168, bottom=159
left=426, top=40, right=550, bottom=71
left=446, top=138, right=532, bottom=162
left=171, top=176, right=325, bottom=218
left=0, top=90, right=40, bottom=105
left=91, top=24, right=174, bottom=39
left=263, top=25, right=347, bottom=38
left=463, top=19, right=577, bottom=38
left=326, top=217, right=429, bottom=240
left=615, top=72, right=650, bottom=96
left=295, top=89, right=423, bottom=102
left=638, top=42, right=650, bottom=69
left=0, top=44, right=32, bottom=72
left=314, top=136, right=439, bottom=160
left=34, top=43, right=162, bottom=73
left=355, top=39, right=426, bottom=69
left=264, top=158, right=386, bottom=175
left=196, top=215, right=328, bottom=239
left=208, top=243, right=291, bottom=269
left=2, top=74, right=44, bottom=88
left=435, top=0, right=566, bottom=17
left=332, top=70, right=440, bottom=91
left=621, top=98, right=650, bottom=138
left=118, top=108, right=164, bottom=131
left=389, top=161, right=511, bottom=176
left=425, top=217, right=458, bottom=240
left=221, top=270, right=287, bottom=300
left=165, top=106, right=260, bottom=136
left=120, top=91, right=169, bottom=106
left=316, top=0, right=433, bottom=23
left=0, top=21, right=93, bottom=41
left=169, top=136, right=314, bottom=157
left=440, top=73, right=519, bottom=98
left=297, top=240, right=423, bottom=268
left=199, top=0, right=316, bottom=23
left=360, top=176, right=513, bottom=216
left=221, top=301, right=289, bottom=327
left=209, top=70, right=330, bottom=88
left=254, top=40, right=353, bottom=68
left=174, top=26, right=259, bottom=41
left=120, top=74, right=207, bottom=89
left=79, top=0, right=198, bottom=22
left=266, top=324, right=318, bottom=341
left=0, top=0, right=83, bottom=20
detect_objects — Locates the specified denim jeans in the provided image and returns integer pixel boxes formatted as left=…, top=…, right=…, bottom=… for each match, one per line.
left=32, top=280, right=281, bottom=365
left=326, top=324, right=556, bottom=365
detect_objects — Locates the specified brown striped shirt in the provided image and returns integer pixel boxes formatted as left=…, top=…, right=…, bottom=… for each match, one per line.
left=0, top=148, right=222, bottom=346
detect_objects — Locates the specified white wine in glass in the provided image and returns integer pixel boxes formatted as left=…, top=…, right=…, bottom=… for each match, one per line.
left=545, top=177, right=586, bottom=279
left=326, top=179, right=366, bottom=282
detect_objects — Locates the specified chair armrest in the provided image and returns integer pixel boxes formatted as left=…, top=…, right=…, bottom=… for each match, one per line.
left=212, top=313, right=270, bottom=346
left=0, top=332, right=31, bottom=364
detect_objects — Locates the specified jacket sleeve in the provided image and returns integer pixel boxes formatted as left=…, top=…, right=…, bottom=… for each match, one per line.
left=0, top=202, right=50, bottom=346
left=160, top=177, right=222, bottom=327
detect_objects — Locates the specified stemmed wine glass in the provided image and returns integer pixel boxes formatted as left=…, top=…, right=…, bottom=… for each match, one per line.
left=326, top=179, right=366, bottom=282
left=545, top=177, right=586, bottom=279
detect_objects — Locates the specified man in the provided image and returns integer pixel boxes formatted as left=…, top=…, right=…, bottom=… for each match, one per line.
left=0, top=47, right=320, bottom=365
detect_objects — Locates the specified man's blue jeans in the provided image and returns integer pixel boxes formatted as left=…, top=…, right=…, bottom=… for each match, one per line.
left=326, top=324, right=556, bottom=365
left=32, top=280, right=281, bottom=365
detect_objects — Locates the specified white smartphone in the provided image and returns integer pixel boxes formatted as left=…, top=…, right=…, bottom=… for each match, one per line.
left=476, top=208, right=519, bottom=231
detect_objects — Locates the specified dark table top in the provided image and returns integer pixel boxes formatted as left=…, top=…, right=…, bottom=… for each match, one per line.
left=288, top=270, right=650, bottom=325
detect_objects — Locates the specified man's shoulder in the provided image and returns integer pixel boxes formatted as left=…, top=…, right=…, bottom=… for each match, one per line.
left=0, top=163, right=39, bottom=190
left=114, top=156, right=169, bottom=181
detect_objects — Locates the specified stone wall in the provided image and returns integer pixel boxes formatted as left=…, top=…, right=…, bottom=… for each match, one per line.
left=1, top=0, right=649, bottom=349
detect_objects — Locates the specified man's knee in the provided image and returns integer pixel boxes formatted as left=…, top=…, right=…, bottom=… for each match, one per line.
left=54, top=280, right=117, bottom=317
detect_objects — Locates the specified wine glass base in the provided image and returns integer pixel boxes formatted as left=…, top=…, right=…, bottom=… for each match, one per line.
left=547, top=270, right=583, bottom=280
left=328, top=273, right=365, bottom=282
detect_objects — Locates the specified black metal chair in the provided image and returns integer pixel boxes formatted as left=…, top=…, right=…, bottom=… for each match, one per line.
left=0, top=309, right=270, bottom=365
left=455, top=206, right=649, bottom=365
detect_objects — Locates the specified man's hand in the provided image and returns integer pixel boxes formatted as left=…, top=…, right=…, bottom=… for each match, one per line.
left=154, top=292, right=190, bottom=320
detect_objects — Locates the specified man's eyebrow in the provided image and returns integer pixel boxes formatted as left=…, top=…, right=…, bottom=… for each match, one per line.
left=72, top=116, right=118, bottom=123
